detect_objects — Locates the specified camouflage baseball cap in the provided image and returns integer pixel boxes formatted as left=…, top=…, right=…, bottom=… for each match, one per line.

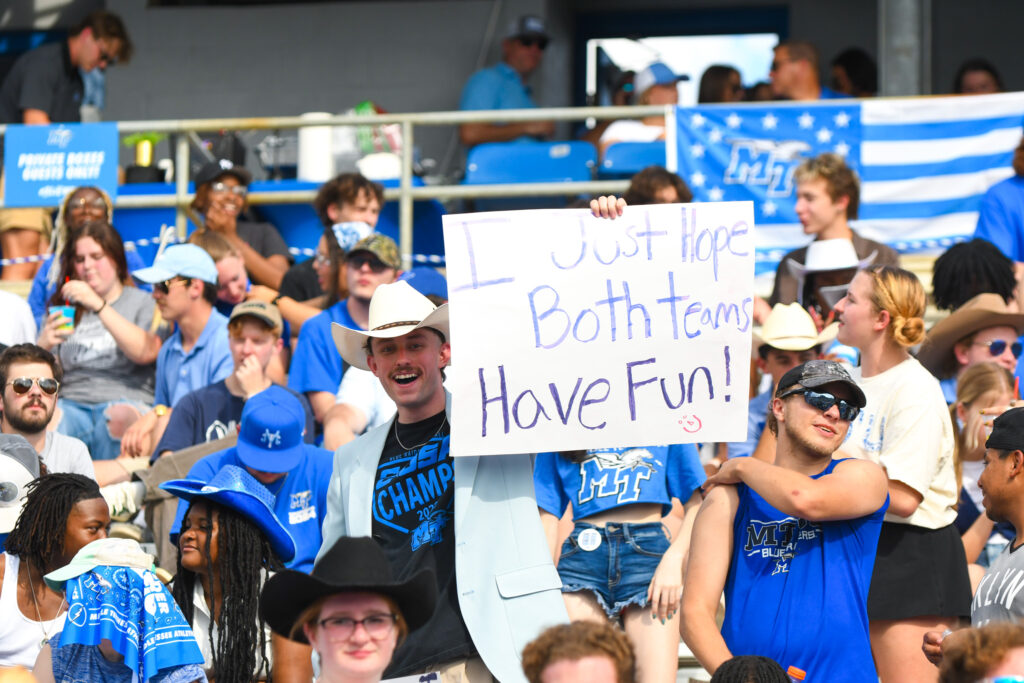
left=775, top=359, right=866, bottom=408
left=348, top=234, right=400, bottom=270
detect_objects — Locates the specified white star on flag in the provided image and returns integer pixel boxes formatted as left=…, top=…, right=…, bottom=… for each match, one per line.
left=834, top=141, right=851, bottom=157
left=690, top=143, right=705, bottom=158
left=708, top=186, right=724, bottom=201
left=798, top=112, right=815, bottom=129
left=763, top=200, right=777, bottom=216
left=834, top=111, right=851, bottom=128
left=708, top=127, right=723, bottom=143
left=761, top=112, right=778, bottom=129
left=691, top=113, right=706, bottom=128
left=691, top=171, right=706, bottom=187
left=726, top=112, right=742, bottom=129
left=816, top=127, right=833, bottom=143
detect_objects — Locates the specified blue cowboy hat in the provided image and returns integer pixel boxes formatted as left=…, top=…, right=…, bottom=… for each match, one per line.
left=160, top=465, right=295, bottom=562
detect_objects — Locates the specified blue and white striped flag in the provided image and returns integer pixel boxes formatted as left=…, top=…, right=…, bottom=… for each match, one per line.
left=670, top=92, right=1024, bottom=275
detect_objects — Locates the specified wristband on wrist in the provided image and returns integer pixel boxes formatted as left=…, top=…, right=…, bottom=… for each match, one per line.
left=96, top=300, right=107, bottom=314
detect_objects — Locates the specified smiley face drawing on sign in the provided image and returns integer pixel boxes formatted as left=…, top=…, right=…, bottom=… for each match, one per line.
left=678, top=415, right=702, bottom=433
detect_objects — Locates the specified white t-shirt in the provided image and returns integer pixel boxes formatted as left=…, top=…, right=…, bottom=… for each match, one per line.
left=335, top=367, right=396, bottom=433
left=599, top=119, right=666, bottom=146
left=40, top=431, right=95, bottom=479
left=192, top=577, right=273, bottom=679
left=844, top=357, right=957, bottom=528
left=0, top=291, right=36, bottom=347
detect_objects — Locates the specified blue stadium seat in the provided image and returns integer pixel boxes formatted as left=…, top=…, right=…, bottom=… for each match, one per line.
left=598, top=141, right=667, bottom=179
left=464, top=141, right=596, bottom=184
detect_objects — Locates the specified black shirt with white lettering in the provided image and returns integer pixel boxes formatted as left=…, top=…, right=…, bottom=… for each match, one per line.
left=372, top=410, right=475, bottom=676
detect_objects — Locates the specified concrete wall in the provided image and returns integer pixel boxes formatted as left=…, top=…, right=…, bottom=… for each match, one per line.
left=3, top=0, right=1022, bottom=172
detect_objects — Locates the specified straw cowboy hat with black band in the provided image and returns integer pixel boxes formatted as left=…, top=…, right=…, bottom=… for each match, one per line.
left=917, top=293, right=1024, bottom=378
left=331, top=280, right=449, bottom=371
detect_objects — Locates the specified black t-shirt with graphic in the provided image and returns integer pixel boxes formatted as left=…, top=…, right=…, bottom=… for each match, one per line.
left=372, top=410, right=475, bottom=676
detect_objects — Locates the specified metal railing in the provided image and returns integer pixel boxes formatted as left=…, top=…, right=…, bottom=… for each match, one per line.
left=0, top=105, right=673, bottom=267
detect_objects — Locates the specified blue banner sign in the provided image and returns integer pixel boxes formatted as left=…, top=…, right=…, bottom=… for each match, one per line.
left=3, top=122, right=118, bottom=207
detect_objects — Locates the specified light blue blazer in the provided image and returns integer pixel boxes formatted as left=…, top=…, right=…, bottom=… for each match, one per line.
left=318, top=394, right=569, bottom=683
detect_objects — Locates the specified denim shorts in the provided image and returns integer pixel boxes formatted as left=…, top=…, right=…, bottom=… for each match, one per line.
left=557, top=521, right=670, bottom=619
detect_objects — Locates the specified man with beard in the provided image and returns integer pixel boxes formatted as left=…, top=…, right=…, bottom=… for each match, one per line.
left=682, top=360, right=888, bottom=681
left=0, top=344, right=93, bottom=477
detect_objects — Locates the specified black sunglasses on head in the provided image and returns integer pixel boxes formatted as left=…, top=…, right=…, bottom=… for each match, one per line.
left=778, top=387, right=860, bottom=421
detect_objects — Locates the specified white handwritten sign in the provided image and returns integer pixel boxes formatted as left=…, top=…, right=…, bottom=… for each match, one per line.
left=442, top=202, right=755, bottom=457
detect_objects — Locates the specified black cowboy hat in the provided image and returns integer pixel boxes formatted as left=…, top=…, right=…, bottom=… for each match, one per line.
left=259, top=536, right=437, bottom=643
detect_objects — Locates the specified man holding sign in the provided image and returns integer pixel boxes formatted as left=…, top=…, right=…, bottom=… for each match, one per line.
left=319, top=279, right=567, bottom=683
left=681, top=360, right=888, bottom=680
left=0, top=11, right=132, bottom=280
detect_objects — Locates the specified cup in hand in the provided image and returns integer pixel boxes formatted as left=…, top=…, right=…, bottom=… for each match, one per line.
left=49, top=305, right=75, bottom=332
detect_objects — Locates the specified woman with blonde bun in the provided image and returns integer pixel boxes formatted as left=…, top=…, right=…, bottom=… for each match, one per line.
left=833, top=265, right=971, bottom=682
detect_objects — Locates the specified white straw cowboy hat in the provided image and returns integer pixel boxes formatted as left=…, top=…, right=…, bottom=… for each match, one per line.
left=917, top=293, right=1024, bottom=376
left=753, top=302, right=838, bottom=356
left=785, top=239, right=877, bottom=280
left=331, top=281, right=449, bottom=371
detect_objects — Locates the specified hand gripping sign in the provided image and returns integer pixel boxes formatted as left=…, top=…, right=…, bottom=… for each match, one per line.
left=442, top=201, right=755, bottom=457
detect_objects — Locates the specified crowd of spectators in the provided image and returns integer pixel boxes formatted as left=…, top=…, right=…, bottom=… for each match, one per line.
left=1, top=8, right=1024, bottom=683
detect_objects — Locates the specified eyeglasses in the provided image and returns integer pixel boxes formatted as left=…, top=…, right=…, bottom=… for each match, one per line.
left=95, top=37, right=118, bottom=67
left=314, top=252, right=331, bottom=267
left=153, top=277, right=190, bottom=295
left=769, top=58, right=794, bottom=72
left=778, top=388, right=860, bottom=421
left=7, top=377, right=60, bottom=395
left=318, top=613, right=397, bottom=641
left=209, top=181, right=247, bottom=197
left=347, top=254, right=390, bottom=273
left=518, top=36, right=548, bottom=50
left=974, top=339, right=1024, bottom=359
left=69, top=196, right=108, bottom=211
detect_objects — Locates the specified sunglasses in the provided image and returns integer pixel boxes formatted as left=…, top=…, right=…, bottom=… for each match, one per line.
left=974, top=339, right=1024, bottom=359
left=7, top=377, right=60, bottom=395
left=779, top=388, right=860, bottom=421
left=209, top=181, right=248, bottom=197
left=346, top=254, right=390, bottom=273
left=153, top=277, right=191, bottom=295
left=518, top=36, right=548, bottom=50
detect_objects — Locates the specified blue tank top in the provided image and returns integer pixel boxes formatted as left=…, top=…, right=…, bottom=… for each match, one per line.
left=721, top=459, right=887, bottom=682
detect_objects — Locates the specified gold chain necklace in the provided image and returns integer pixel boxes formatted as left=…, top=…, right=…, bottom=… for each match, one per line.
left=26, top=563, right=66, bottom=648
left=393, top=416, right=448, bottom=452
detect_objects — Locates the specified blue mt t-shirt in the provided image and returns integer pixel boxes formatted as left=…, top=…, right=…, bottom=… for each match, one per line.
left=288, top=298, right=361, bottom=399
left=533, top=444, right=705, bottom=519
left=722, top=458, right=887, bottom=681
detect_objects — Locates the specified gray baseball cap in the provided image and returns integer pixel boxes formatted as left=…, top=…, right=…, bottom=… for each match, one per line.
left=775, top=359, right=866, bottom=408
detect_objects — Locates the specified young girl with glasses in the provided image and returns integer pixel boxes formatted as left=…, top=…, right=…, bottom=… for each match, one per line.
left=261, top=536, right=437, bottom=683
left=832, top=265, right=971, bottom=682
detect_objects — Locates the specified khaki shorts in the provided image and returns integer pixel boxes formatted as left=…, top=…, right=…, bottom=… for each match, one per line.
left=0, top=172, right=54, bottom=241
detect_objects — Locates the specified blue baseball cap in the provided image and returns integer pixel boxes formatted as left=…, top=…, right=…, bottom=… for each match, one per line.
left=234, top=386, right=307, bottom=473
left=634, top=61, right=685, bottom=96
left=161, top=465, right=296, bottom=562
left=398, top=266, right=448, bottom=300
left=132, top=244, right=218, bottom=286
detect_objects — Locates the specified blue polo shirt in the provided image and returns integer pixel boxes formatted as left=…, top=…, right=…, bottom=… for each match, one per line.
left=154, top=309, right=233, bottom=407
left=288, top=298, right=362, bottom=398
left=459, top=62, right=537, bottom=112
left=168, top=444, right=333, bottom=573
